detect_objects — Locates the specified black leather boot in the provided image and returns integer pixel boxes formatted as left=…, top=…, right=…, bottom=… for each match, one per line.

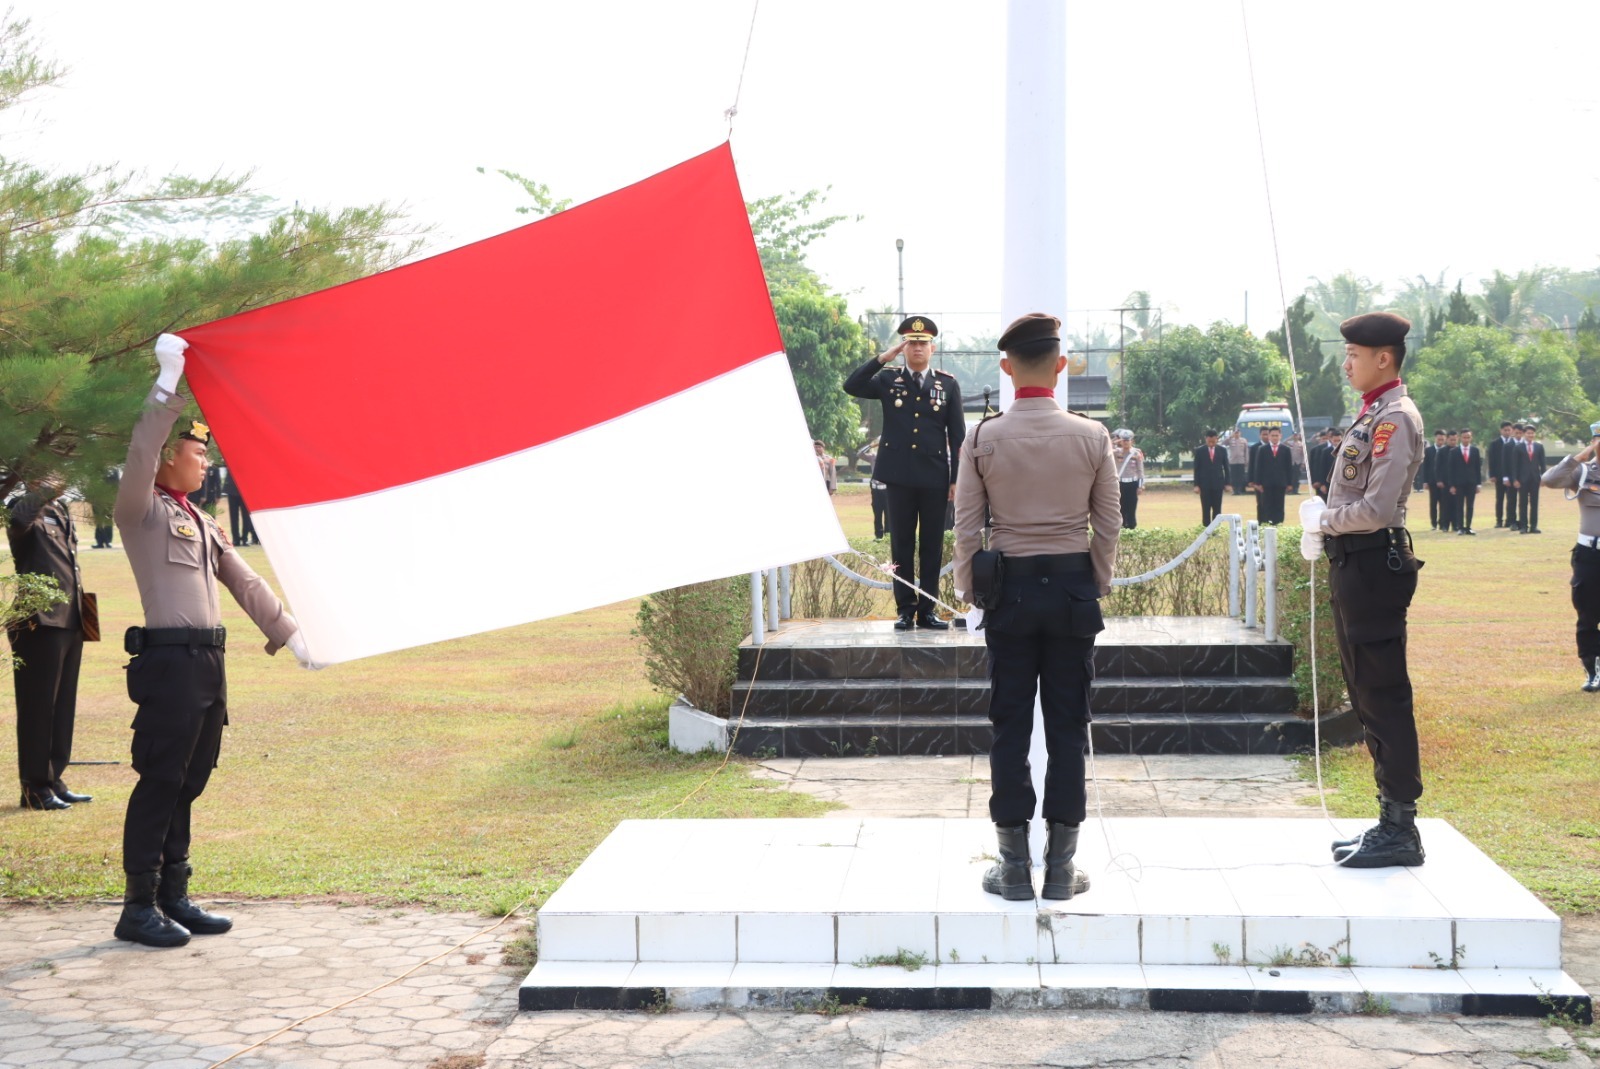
left=1583, top=658, right=1600, bottom=693
left=114, top=872, right=191, bottom=947
left=157, top=862, right=233, bottom=935
left=1334, top=797, right=1424, bottom=868
left=51, top=779, right=92, bottom=804
left=1042, top=822, right=1091, bottom=900
left=981, top=824, right=1034, bottom=900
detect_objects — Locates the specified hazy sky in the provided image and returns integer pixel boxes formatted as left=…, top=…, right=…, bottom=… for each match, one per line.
left=5, top=0, right=1599, bottom=343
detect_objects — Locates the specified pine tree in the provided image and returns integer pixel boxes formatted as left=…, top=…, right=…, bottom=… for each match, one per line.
left=0, top=17, right=417, bottom=510
left=1265, top=295, right=1346, bottom=423
left=1444, top=282, right=1480, bottom=328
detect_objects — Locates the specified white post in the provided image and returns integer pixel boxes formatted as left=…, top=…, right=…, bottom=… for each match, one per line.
left=1244, top=522, right=1259, bottom=629
left=780, top=565, right=792, bottom=620
left=750, top=571, right=765, bottom=646
left=1262, top=527, right=1278, bottom=641
left=766, top=568, right=780, bottom=634
left=1004, top=0, right=1066, bottom=864
left=1001, top=0, right=1067, bottom=413
left=1227, top=515, right=1241, bottom=617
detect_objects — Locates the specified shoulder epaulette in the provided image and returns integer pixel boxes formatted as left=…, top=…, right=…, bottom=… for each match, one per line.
left=933, top=368, right=955, bottom=378
left=1070, top=409, right=1089, bottom=418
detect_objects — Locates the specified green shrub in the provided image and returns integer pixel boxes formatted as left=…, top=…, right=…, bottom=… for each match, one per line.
left=1274, top=528, right=1346, bottom=715
left=1102, top=525, right=1231, bottom=617
left=633, top=576, right=750, bottom=716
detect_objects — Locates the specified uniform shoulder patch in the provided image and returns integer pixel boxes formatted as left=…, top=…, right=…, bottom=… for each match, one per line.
left=1371, top=421, right=1399, bottom=457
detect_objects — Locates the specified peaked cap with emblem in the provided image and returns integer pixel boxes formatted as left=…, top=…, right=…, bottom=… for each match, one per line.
left=897, top=315, right=938, bottom=341
left=177, top=419, right=211, bottom=445
left=1339, top=311, right=1411, bottom=348
left=997, top=312, right=1061, bottom=352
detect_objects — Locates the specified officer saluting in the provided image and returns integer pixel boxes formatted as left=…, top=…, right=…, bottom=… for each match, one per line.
left=953, top=313, right=1122, bottom=901
left=1541, top=423, right=1600, bottom=692
left=112, top=334, right=312, bottom=948
left=844, top=316, right=965, bottom=630
left=1299, top=312, right=1426, bottom=868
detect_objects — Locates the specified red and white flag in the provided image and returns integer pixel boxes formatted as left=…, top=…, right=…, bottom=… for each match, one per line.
left=180, top=144, right=845, bottom=665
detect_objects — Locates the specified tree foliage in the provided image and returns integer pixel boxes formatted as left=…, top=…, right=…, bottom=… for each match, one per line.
left=0, top=17, right=419, bottom=506
left=1265, top=295, right=1347, bottom=422
left=1406, top=325, right=1595, bottom=441
left=1111, top=322, right=1291, bottom=460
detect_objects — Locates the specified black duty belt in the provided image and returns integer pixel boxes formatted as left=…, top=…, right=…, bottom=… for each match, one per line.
left=1324, top=528, right=1412, bottom=570
left=1004, top=553, right=1091, bottom=576
left=138, top=626, right=226, bottom=647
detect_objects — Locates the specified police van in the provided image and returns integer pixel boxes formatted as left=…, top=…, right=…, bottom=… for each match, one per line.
left=1234, top=403, right=1295, bottom=445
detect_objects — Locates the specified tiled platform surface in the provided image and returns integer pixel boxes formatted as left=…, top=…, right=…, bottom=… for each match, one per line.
left=523, top=817, right=1591, bottom=1019
left=731, top=617, right=1322, bottom=757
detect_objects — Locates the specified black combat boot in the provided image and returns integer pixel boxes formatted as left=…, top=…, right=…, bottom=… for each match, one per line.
left=981, top=824, right=1034, bottom=900
left=1333, top=797, right=1424, bottom=868
left=157, top=861, right=233, bottom=935
left=1583, top=658, right=1600, bottom=694
left=114, top=872, right=191, bottom=947
left=1041, top=822, right=1091, bottom=901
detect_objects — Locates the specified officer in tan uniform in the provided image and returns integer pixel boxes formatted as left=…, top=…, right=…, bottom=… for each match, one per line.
left=953, top=313, right=1122, bottom=901
left=1541, top=423, right=1600, bottom=692
left=1298, top=312, right=1426, bottom=868
left=112, top=333, right=311, bottom=948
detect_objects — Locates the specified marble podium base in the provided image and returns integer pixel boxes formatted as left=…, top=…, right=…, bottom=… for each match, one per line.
left=521, top=817, right=1590, bottom=1018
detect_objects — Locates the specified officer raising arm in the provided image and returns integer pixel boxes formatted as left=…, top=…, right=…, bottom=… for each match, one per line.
left=953, top=313, right=1121, bottom=902
left=1298, top=312, right=1426, bottom=868
left=112, top=333, right=312, bottom=949
left=1541, top=423, right=1600, bottom=693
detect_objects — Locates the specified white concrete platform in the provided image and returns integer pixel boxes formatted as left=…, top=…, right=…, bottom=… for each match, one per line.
left=522, top=817, right=1592, bottom=1017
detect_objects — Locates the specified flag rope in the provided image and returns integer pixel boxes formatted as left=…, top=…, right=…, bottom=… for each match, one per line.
left=724, top=0, right=762, bottom=136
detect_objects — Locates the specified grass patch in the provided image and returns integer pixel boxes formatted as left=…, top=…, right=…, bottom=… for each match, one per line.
left=0, top=539, right=832, bottom=911
left=852, top=948, right=930, bottom=972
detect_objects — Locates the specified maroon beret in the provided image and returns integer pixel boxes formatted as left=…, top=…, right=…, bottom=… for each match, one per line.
left=997, top=312, right=1061, bottom=352
left=1339, top=312, right=1410, bottom=348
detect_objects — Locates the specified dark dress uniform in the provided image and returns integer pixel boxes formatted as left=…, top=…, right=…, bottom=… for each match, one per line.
left=1192, top=441, right=1230, bottom=525
left=1307, top=438, right=1334, bottom=499
left=1511, top=438, right=1546, bottom=532
left=1421, top=440, right=1442, bottom=530
left=1313, top=313, right=1425, bottom=868
left=1488, top=433, right=1510, bottom=527
left=1444, top=442, right=1482, bottom=534
left=1249, top=439, right=1293, bottom=524
left=6, top=490, right=89, bottom=810
left=114, top=382, right=297, bottom=947
left=953, top=313, right=1122, bottom=902
left=843, top=318, right=965, bottom=624
left=1542, top=450, right=1600, bottom=689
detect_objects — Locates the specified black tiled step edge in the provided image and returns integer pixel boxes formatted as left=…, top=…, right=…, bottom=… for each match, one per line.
left=729, top=678, right=1298, bottom=719
left=738, top=642, right=1293, bottom=682
left=727, top=713, right=1313, bottom=758
left=519, top=983, right=1593, bottom=1020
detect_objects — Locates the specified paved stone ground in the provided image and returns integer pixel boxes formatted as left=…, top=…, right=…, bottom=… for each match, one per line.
left=3, top=755, right=1597, bottom=1069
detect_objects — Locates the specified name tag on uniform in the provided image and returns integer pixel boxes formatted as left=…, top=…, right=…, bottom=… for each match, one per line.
left=43, top=516, right=59, bottom=526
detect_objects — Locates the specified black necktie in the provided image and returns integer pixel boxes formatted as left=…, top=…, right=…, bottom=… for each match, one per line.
left=915, top=371, right=924, bottom=391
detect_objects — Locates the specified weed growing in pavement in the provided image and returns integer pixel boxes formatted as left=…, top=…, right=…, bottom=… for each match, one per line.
left=852, top=948, right=930, bottom=972
left=501, top=927, right=538, bottom=971
left=1211, top=943, right=1232, bottom=965
left=796, top=994, right=869, bottom=1017
left=645, top=988, right=673, bottom=1014
left=1357, top=992, right=1393, bottom=1016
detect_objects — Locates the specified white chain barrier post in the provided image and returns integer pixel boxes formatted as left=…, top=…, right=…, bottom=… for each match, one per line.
left=1227, top=514, right=1241, bottom=618
left=765, top=568, right=780, bottom=635
left=780, top=565, right=792, bottom=620
left=1244, top=520, right=1260, bottom=629
left=749, top=571, right=765, bottom=646
left=1262, top=525, right=1278, bottom=640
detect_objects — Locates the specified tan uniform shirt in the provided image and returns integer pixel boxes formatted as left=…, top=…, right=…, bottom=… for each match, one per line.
left=1115, top=447, right=1145, bottom=487
left=953, top=397, right=1123, bottom=596
left=1543, top=455, right=1600, bottom=538
left=1319, top=382, right=1424, bottom=535
left=113, top=386, right=296, bottom=653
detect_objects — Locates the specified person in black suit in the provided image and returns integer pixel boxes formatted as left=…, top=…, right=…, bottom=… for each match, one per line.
left=1192, top=429, right=1231, bottom=525
left=5, top=481, right=92, bottom=812
left=1307, top=428, right=1335, bottom=499
left=1421, top=429, right=1445, bottom=530
left=1511, top=423, right=1546, bottom=533
left=1248, top=425, right=1294, bottom=525
left=1434, top=430, right=1460, bottom=531
left=1487, top=420, right=1515, bottom=528
left=1445, top=428, right=1482, bottom=535
left=844, top=315, right=966, bottom=630
left=223, top=466, right=256, bottom=547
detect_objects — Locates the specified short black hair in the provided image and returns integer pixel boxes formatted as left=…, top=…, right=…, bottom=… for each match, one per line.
left=1383, top=342, right=1406, bottom=369
left=1500, top=421, right=1513, bottom=429
left=1006, top=337, right=1061, bottom=368
left=1458, top=428, right=1471, bottom=435
left=1204, top=429, right=1218, bottom=437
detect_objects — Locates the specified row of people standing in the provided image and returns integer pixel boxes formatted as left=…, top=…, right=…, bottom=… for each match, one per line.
left=1418, top=424, right=1547, bottom=535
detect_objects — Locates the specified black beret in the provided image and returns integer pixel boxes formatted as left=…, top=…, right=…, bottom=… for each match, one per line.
left=1339, top=311, right=1410, bottom=348
left=897, top=315, right=938, bottom=340
left=997, top=312, right=1061, bottom=352
left=177, top=419, right=211, bottom=445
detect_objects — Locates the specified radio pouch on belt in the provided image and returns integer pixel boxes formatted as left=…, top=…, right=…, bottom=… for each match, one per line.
left=970, top=549, right=1005, bottom=610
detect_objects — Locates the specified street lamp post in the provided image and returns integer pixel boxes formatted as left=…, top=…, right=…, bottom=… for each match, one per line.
left=895, top=238, right=905, bottom=318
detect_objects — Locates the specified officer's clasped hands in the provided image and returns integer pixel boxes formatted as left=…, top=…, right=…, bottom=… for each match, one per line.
left=1298, top=496, right=1326, bottom=561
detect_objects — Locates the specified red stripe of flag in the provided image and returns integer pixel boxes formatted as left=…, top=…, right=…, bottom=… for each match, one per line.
left=181, top=143, right=777, bottom=511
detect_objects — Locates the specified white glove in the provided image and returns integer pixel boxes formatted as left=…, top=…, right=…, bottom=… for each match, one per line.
left=965, top=607, right=985, bottom=632
left=1298, top=496, right=1326, bottom=561
left=285, top=629, right=321, bottom=670
left=154, top=333, right=188, bottom=394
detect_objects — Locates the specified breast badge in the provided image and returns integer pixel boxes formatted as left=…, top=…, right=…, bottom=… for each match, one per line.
left=1343, top=464, right=1358, bottom=480
left=176, top=524, right=196, bottom=537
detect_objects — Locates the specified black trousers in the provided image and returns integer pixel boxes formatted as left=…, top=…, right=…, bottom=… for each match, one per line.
left=1517, top=485, right=1540, bottom=531
left=885, top=483, right=947, bottom=616
left=1328, top=544, right=1422, bottom=804
left=1199, top=487, right=1224, bottom=526
left=227, top=491, right=256, bottom=545
left=1494, top=480, right=1511, bottom=525
left=1571, top=545, right=1600, bottom=662
left=1119, top=482, right=1139, bottom=529
left=1256, top=485, right=1285, bottom=525
left=1454, top=487, right=1476, bottom=531
left=1427, top=485, right=1441, bottom=528
left=1229, top=463, right=1247, bottom=494
left=121, top=646, right=228, bottom=874
left=984, top=572, right=1100, bottom=825
left=1435, top=486, right=1456, bottom=531
left=9, top=624, right=83, bottom=789
left=870, top=485, right=888, bottom=540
